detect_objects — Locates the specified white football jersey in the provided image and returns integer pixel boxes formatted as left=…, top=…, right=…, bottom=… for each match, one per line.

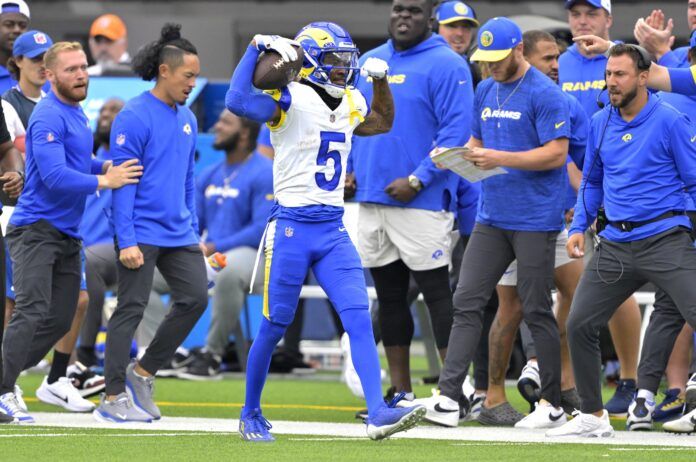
left=268, top=82, right=369, bottom=208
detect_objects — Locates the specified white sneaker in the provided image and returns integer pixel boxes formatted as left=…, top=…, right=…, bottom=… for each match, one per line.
left=463, top=392, right=485, bottom=422
left=663, top=406, right=696, bottom=434
left=546, top=410, right=615, bottom=437
left=626, top=397, right=654, bottom=431
left=684, top=372, right=696, bottom=415
left=462, top=375, right=475, bottom=401
left=0, top=392, right=33, bottom=423
left=340, top=333, right=385, bottom=399
left=412, top=391, right=459, bottom=427
left=517, top=360, right=541, bottom=406
left=515, top=401, right=566, bottom=429
left=14, top=385, right=27, bottom=412
left=36, top=376, right=96, bottom=412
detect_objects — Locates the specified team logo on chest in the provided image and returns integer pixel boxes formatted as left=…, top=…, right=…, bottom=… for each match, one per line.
left=285, top=226, right=294, bottom=238
left=183, top=123, right=192, bottom=135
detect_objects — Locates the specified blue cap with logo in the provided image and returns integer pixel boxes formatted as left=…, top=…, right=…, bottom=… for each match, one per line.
left=565, top=0, right=611, bottom=14
left=436, top=1, right=479, bottom=27
left=13, top=30, right=53, bottom=58
left=470, top=17, right=522, bottom=62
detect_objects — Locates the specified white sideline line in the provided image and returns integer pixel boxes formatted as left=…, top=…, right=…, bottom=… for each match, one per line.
left=0, top=432, right=217, bottom=438
left=25, top=412, right=696, bottom=447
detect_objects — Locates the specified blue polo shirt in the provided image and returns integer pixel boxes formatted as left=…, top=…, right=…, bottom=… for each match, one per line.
left=472, top=66, right=570, bottom=231
left=564, top=92, right=590, bottom=210
left=196, top=152, right=274, bottom=252
left=559, top=44, right=607, bottom=118
left=111, top=91, right=199, bottom=249
left=11, top=92, right=103, bottom=238
left=571, top=94, right=696, bottom=242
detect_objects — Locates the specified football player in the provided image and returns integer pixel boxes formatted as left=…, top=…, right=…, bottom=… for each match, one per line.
left=225, top=21, right=426, bottom=442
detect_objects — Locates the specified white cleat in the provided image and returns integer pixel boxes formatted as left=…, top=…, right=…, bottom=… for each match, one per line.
left=663, top=406, right=696, bottom=434
left=412, top=391, right=460, bottom=427
left=14, top=385, right=27, bottom=412
left=546, top=410, right=614, bottom=438
left=515, top=401, right=567, bottom=429
left=36, top=376, right=96, bottom=412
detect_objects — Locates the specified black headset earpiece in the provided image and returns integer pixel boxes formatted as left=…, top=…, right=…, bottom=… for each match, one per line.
left=625, top=44, right=652, bottom=71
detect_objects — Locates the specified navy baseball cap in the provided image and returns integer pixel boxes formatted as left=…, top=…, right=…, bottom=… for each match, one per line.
left=470, top=17, right=522, bottom=62
left=436, top=1, right=479, bottom=27
left=565, top=0, right=611, bottom=14
left=13, top=30, right=53, bottom=58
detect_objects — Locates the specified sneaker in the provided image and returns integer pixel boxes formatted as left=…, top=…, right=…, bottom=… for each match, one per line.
left=14, top=385, right=27, bottom=412
left=125, top=361, right=160, bottom=419
left=0, top=392, right=33, bottom=423
left=546, top=410, right=615, bottom=437
left=684, top=373, right=696, bottom=415
left=515, top=401, right=567, bottom=429
left=157, top=347, right=196, bottom=378
left=464, top=393, right=485, bottom=422
left=560, top=388, right=582, bottom=415
left=478, top=401, right=525, bottom=426
left=0, top=411, right=16, bottom=423
left=663, top=405, right=696, bottom=434
left=412, top=391, right=460, bottom=427
left=626, top=396, right=655, bottom=431
left=239, top=407, right=274, bottom=442
left=517, top=360, right=541, bottom=411
left=604, top=379, right=636, bottom=417
left=366, top=403, right=426, bottom=440
left=36, top=376, right=95, bottom=412
left=93, top=392, right=153, bottom=423
left=653, top=388, right=684, bottom=422
left=67, top=362, right=106, bottom=398
left=177, top=349, right=222, bottom=381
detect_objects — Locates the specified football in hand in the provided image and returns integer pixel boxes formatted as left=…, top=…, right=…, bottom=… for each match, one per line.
left=253, top=46, right=304, bottom=90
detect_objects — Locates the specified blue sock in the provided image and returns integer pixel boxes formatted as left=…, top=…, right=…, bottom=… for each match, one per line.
left=339, top=309, right=384, bottom=416
left=243, top=317, right=286, bottom=416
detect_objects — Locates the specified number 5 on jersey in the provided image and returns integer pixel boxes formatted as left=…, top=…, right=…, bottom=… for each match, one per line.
left=316, top=131, right=345, bottom=191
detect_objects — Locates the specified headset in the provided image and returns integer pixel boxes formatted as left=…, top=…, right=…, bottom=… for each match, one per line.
left=596, top=44, right=652, bottom=109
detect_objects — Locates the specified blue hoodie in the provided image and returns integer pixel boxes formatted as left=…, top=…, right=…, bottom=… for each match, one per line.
left=571, top=94, right=696, bottom=242
left=350, top=34, right=473, bottom=212
left=559, top=44, right=608, bottom=118
left=196, top=152, right=274, bottom=252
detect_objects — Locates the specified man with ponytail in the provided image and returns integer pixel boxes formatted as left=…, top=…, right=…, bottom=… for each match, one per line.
left=94, top=24, right=208, bottom=424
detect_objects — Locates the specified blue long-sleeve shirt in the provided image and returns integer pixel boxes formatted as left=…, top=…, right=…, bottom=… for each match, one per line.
left=570, top=94, right=696, bottom=242
left=11, top=92, right=104, bottom=238
left=196, top=152, right=274, bottom=252
left=669, top=66, right=696, bottom=96
left=80, top=146, right=114, bottom=247
left=559, top=44, right=608, bottom=118
left=111, top=91, right=199, bottom=249
left=350, top=34, right=473, bottom=212
left=658, top=47, right=689, bottom=69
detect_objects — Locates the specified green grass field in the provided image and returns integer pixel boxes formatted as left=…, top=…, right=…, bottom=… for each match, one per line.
left=3, top=364, right=695, bottom=461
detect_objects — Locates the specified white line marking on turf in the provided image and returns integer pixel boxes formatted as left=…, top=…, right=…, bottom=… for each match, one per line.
left=289, top=437, right=365, bottom=441
left=609, top=448, right=696, bottom=452
left=0, top=432, right=219, bottom=438
left=28, top=413, right=696, bottom=448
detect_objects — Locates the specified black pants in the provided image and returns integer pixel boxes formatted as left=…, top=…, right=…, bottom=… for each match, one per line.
left=104, top=244, right=208, bottom=395
left=1, top=220, right=81, bottom=394
left=568, top=227, right=696, bottom=413
left=438, top=223, right=561, bottom=406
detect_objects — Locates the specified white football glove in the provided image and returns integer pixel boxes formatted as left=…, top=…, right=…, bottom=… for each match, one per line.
left=253, top=34, right=300, bottom=62
left=360, top=57, right=389, bottom=80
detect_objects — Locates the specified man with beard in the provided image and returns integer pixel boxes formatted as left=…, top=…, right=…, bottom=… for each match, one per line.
left=350, top=0, right=472, bottom=403
left=0, top=0, right=29, bottom=93
left=0, top=42, right=142, bottom=423
left=548, top=44, right=696, bottom=438
left=416, top=17, right=569, bottom=430
left=87, top=14, right=131, bottom=77
left=178, top=109, right=273, bottom=381
left=95, top=24, right=207, bottom=423
left=435, top=1, right=481, bottom=88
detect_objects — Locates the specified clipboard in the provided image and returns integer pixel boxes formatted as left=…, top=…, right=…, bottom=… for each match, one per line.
left=430, top=147, right=507, bottom=183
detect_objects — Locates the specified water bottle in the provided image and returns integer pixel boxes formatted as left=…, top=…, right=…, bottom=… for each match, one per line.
left=205, top=252, right=227, bottom=288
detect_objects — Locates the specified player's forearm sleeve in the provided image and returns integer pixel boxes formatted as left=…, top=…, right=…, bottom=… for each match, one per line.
left=668, top=66, right=696, bottom=96
left=225, top=45, right=279, bottom=123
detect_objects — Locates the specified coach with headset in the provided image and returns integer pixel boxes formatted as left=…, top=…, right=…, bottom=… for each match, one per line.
left=548, top=44, right=696, bottom=438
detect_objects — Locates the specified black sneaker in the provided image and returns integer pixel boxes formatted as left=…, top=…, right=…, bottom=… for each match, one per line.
left=157, top=347, right=197, bottom=378
left=67, top=362, right=106, bottom=398
left=178, top=350, right=222, bottom=381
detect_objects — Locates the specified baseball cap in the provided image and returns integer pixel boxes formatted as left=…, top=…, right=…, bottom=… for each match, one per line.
left=436, top=1, right=479, bottom=27
left=13, top=30, right=52, bottom=58
left=470, top=17, right=522, bottom=62
left=90, top=14, right=127, bottom=41
left=0, top=0, right=29, bottom=18
left=565, top=0, right=611, bottom=14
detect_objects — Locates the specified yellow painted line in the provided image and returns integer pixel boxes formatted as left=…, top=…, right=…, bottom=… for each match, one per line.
left=24, top=397, right=362, bottom=412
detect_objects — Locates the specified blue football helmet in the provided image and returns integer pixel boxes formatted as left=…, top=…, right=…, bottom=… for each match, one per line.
left=294, top=22, right=360, bottom=98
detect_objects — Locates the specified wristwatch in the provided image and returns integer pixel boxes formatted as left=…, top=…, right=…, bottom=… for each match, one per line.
left=407, top=174, right=423, bottom=192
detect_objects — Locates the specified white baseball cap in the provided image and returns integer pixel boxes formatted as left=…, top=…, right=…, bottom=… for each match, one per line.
left=0, top=1, right=30, bottom=19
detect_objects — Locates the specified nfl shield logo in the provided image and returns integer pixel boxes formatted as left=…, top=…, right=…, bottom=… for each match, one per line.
left=116, top=134, right=126, bottom=146
left=46, top=132, right=54, bottom=142
left=34, top=32, right=47, bottom=45
left=285, top=226, right=294, bottom=238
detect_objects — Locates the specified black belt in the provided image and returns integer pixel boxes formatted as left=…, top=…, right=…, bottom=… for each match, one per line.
left=609, top=210, right=686, bottom=232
